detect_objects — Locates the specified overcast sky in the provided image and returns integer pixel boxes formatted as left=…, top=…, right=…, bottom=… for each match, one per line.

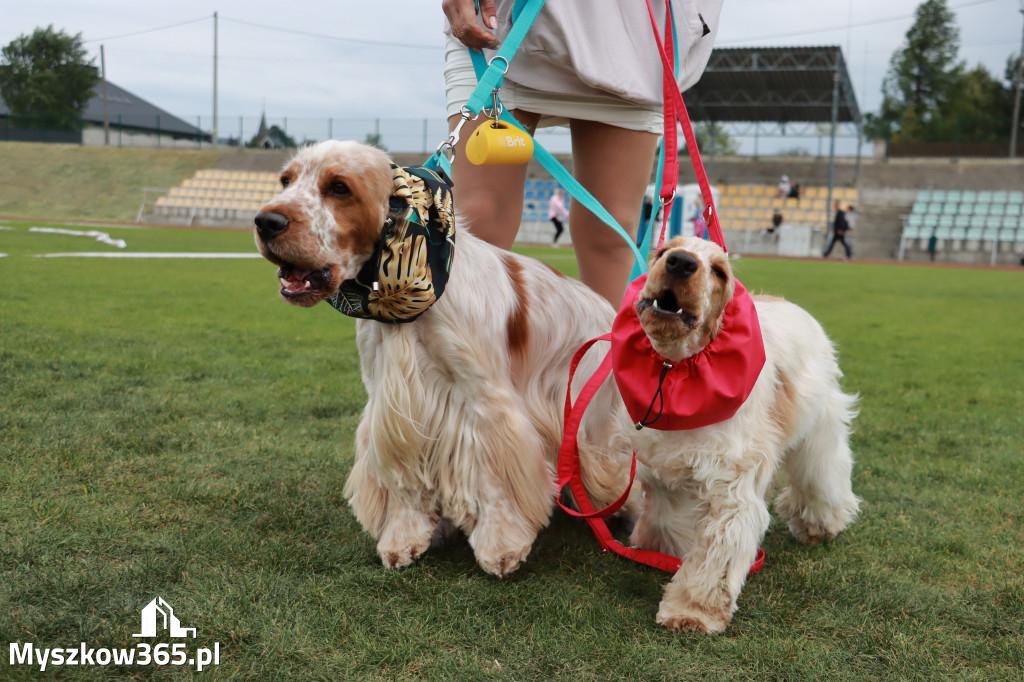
left=1, top=0, right=1021, bottom=150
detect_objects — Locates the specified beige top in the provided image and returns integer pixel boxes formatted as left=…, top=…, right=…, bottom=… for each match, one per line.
left=446, top=0, right=723, bottom=109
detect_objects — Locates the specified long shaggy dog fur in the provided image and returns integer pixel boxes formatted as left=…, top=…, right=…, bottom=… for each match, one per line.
left=629, top=236, right=860, bottom=633
left=253, top=141, right=635, bottom=577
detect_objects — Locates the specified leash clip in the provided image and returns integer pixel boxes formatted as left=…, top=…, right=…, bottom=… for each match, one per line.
left=483, top=88, right=504, bottom=123
left=436, top=106, right=478, bottom=160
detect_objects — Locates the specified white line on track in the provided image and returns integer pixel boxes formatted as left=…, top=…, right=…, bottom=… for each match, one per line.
left=36, top=252, right=263, bottom=259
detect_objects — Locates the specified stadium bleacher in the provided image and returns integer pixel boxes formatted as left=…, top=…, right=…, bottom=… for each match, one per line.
left=716, top=184, right=857, bottom=232
left=899, top=189, right=1024, bottom=263
left=153, top=169, right=280, bottom=223
left=520, top=180, right=856, bottom=234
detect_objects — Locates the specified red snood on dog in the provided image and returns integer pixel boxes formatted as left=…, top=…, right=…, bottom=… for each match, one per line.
left=611, top=274, right=767, bottom=431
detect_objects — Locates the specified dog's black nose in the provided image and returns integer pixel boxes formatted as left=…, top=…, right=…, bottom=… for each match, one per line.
left=665, top=251, right=699, bottom=279
left=255, top=211, right=290, bottom=241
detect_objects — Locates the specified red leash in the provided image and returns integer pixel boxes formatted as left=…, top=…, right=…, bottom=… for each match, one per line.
left=554, top=0, right=765, bottom=577
left=555, top=336, right=765, bottom=576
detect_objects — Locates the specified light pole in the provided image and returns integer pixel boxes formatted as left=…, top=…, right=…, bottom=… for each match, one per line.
left=1010, top=3, right=1024, bottom=157
left=212, top=11, right=219, bottom=147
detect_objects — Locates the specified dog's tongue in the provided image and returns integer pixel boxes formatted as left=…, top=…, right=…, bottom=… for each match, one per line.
left=279, top=268, right=314, bottom=294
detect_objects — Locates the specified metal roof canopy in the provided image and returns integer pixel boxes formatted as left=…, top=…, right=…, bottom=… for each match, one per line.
left=684, top=45, right=861, bottom=127
left=684, top=46, right=862, bottom=232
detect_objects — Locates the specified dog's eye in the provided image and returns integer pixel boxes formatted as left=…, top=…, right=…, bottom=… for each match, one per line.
left=329, top=182, right=351, bottom=197
left=712, top=266, right=728, bottom=281
left=280, top=176, right=291, bottom=188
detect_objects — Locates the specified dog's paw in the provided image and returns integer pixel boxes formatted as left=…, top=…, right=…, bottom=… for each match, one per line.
left=377, top=538, right=430, bottom=570
left=787, top=520, right=835, bottom=545
left=776, top=487, right=859, bottom=545
left=475, top=543, right=532, bottom=579
left=656, top=604, right=729, bottom=635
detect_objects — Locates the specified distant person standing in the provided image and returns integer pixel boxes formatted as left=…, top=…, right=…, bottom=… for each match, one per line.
left=547, top=188, right=569, bottom=244
left=776, top=175, right=792, bottom=199
left=691, top=197, right=707, bottom=240
left=823, top=200, right=853, bottom=261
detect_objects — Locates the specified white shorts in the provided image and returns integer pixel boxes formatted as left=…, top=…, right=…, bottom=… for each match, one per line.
left=443, top=34, right=663, bottom=134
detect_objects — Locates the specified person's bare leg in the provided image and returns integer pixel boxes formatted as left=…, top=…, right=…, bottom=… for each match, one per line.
left=568, top=120, right=658, bottom=306
left=447, top=110, right=540, bottom=249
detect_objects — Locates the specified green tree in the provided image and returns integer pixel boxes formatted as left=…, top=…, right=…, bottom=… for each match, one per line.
left=683, top=122, right=739, bottom=156
left=0, top=26, right=99, bottom=130
left=864, top=0, right=962, bottom=141
left=936, top=64, right=1014, bottom=144
left=364, top=132, right=387, bottom=151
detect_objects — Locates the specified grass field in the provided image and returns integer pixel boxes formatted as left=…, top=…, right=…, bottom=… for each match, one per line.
left=0, top=142, right=221, bottom=223
left=1, top=219, right=1022, bottom=680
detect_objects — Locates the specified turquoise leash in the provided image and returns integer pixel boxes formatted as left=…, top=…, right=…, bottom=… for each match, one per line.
left=426, top=0, right=647, bottom=274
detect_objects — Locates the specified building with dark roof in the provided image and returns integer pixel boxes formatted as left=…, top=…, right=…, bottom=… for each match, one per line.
left=0, top=77, right=209, bottom=147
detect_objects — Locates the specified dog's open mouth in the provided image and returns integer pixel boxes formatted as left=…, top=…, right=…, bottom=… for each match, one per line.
left=637, top=289, right=698, bottom=327
left=277, top=263, right=334, bottom=300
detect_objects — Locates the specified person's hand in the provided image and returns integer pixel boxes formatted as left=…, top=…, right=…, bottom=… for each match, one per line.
left=443, top=0, right=499, bottom=49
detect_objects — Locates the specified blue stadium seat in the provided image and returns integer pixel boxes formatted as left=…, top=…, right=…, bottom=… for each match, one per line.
left=945, top=190, right=961, bottom=203
left=942, top=202, right=959, bottom=214
left=908, top=214, right=925, bottom=228
left=953, top=215, right=971, bottom=229
left=992, top=191, right=1008, bottom=204
left=969, top=216, right=987, bottom=229
left=904, top=225, right=926, bottom=240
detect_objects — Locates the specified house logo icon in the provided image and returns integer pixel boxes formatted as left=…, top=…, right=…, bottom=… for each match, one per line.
left=132, top=597, right=196, bottom=638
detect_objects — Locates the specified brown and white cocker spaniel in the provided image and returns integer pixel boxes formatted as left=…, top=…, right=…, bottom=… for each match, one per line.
left=253, top=141, right=635, bottom=577
left=629, top=236, right=860, bottom=634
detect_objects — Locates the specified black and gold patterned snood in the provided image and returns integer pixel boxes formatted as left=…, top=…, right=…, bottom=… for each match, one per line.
left=326, top=164, right=455, bottom=323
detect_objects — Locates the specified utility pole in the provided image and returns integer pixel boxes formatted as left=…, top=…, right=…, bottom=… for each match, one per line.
left=100, top=45, right=110, bottom=146
left=212, top=11, right=219, bottom=147
left=1011, top=3, right=1024, bottom=158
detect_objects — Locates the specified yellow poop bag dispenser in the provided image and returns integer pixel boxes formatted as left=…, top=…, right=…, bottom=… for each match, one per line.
left=465, top=89, right=533, bottom=165
left=466, top=120, right=534, bottom=165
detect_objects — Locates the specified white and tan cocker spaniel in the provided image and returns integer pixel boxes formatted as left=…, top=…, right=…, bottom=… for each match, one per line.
left=627, top=236, right=860, bottom=633
left=253, top=141, right=635, bottom=578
